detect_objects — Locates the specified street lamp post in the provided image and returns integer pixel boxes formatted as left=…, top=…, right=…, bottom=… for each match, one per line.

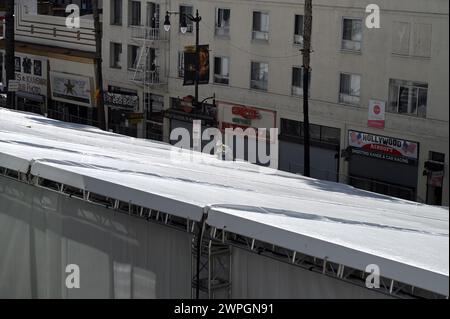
left=164, top=10, right=202, bottom=108
left=164, top=10, right=205, bottom=300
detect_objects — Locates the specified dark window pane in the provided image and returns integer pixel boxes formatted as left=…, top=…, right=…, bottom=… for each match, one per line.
left=295, top=15, right=304, bottom=35
left=281, top=119, right=301, bottom=138
left=388, top=83, right=399, bottom=112
left=418, top=88, right=427, bottom=117
left=309, top=124, right=321, bottom=140
left=340, top=73, right=350, bottom=94
left=292, top=67, right=302, bottom=87
left=398, top=86, right=410, bottom=113
left=321, top=126, right=340, bottom=144
left=214, top=57, right=221, bottom=75
left=253, top=12, right=261, bottom=30
left=430, top=152, right=445, bottom=163
left=343, top=19, right=353, bottom=40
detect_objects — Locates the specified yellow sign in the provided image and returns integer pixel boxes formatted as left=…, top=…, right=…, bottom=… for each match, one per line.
left=184, top=45, right=196, bottom=53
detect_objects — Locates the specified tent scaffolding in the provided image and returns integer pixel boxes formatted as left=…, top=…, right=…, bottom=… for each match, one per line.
left=0, top=166, right=445, bottom=299
left=0, top=108, right=448, bottom=299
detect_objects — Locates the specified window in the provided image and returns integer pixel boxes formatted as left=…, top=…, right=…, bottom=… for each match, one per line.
left=392, top=22, right=432, bottom=58
left=280, top=118, right=340, bottom=146
left=430, top=151, right=445, bottom=163
left=216, top=8, right=231, bottom=37
left=339, top=73, right=361, bottom=105
left=412, top=23, right=432, bottom=57
left=111, top=0, right=122, bottom=25
left=180, top=5, right=194, bottom=33
left=292, top=67, right=311, bottom=96
left=294, top=15, right=304, bottom=46
left=128, top=45, right=140, bottom=69
left=342, top=18, right=362, bottom=51
left=14, top=57, right=21, bottom=72
left=252, top=11, right=269, bottom=41
left=178, top=51, right=184, bottom=78
left=110, top=43, right=122, bottom=69
left=145, top=93, right=164, bottom=122
left=426, top=152, right=445, bottom=205
left=129, top=1, right=141, bottom=26
left=214, top=57, right=229, bottom=85
left=22, top=58, right=32, bottom=74
left=146, top=2, right=160, bottom=28
left=392, top=22, right=410, bottom=55
left=250, top=62, right=269, bottom=91
left=145, top=93, right=164, bottom=141
left=388, top=79, right=427, bottom=117
left=34, top=60, right=42, bottom=76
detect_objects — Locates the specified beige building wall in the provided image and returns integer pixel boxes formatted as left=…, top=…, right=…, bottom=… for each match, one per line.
left=102, top=0, right=449, bottom=205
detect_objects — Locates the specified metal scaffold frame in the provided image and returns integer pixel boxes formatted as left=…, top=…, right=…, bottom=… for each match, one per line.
left=191, top=223, right=232, bottom=299
left=0, top=165, right=446, bottom=300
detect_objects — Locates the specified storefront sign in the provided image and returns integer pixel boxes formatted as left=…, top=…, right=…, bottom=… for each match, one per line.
left=128, top=112, right=144, bottom=120
left=128, top=112, right=144, bottom=125
left=368, top=100, right=385, bottom=129
left=218, top=101, right=276, bottom=142
left=232, top=106, right=262, bottom=120
left=348, top=130, right=419, bottom=165
left=104, top=92, right=138, bottom=110
left=50, top=72, right=92, bottom=107
left=1, top=52, right=48, bottom=97
left=8, top=80, right=19, bottom=92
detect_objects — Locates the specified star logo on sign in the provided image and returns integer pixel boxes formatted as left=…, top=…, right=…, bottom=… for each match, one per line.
left=64, top=80, right=75, bottom=95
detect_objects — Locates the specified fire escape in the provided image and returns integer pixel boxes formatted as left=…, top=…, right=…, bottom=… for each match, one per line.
left=129, top=2, right=168, bottom=100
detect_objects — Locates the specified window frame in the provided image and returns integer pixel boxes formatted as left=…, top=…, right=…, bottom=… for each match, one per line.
left=338, top=72, right=361, bottom=106
left=179, top=5, right=194, bottom=34
left=215, top=7, right=231, bottom=38
left=250, top=61, right=269, bottom=91
left=388, top=79, right=428, bottom=118
left=213, top=56, right=230, bottom=85
left=128, top=45, right=140, bottom=70
left=252, top=11, right=270, bottom=42
left=111, top=0, right=123, bottom=26
left=292, top=66, right=311, bottom=96
left=294, top=14, right=304, bottom=47
left=280, top=118, right=341, bottom=147
left=341, top=17, right=363, bottom=52
left=178, top=51, right=185, bottom=78
left=110, top=42, right=122, bottom=69
left=128, top=0, right=142, bottom=26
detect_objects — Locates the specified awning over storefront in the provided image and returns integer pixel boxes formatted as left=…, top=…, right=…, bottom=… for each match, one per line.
left=16, top=91, right=45, bottom=103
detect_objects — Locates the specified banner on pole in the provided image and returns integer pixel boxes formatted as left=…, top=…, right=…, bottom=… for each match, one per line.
left=183, top=45, right=210, bottom=86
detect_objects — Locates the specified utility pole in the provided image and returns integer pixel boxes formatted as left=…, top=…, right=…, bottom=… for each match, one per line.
left=92, top=0, right=105, bottom=130
left=193, top=10, right=201, bottom=108
left=5, top=0, right=15, bottom=109
left=302, top=0, right=312, bottom=177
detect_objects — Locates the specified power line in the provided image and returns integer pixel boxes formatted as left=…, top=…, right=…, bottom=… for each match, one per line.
left=199, top=20, right=303, bottom=60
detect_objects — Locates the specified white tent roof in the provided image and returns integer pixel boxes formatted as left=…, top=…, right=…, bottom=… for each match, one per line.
left=0, top=108, right=448, bottom=296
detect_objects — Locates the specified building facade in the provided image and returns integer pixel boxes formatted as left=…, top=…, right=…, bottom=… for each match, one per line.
left=82, top=0, right=450, bottom=205
left=1, top=1, right=102, bottom=125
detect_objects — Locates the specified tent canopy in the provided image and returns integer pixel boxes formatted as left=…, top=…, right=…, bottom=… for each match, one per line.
left=0, top=108, right=448, bottom=296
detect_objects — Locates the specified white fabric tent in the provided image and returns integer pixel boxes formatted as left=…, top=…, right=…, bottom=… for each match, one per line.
left=0, top=108, right=448, bottom=297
